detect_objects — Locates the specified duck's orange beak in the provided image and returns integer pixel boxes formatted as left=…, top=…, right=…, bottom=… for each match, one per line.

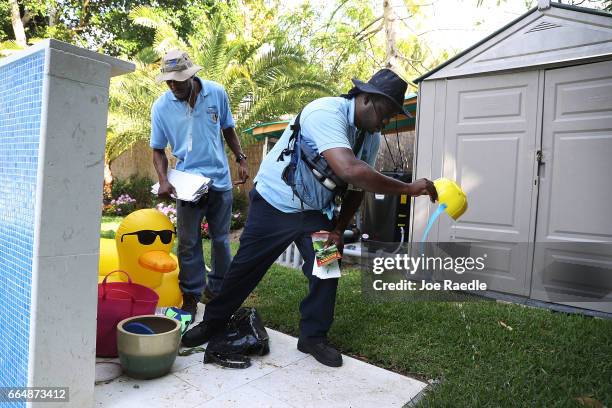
left=138, top=251, right=177, bottom=273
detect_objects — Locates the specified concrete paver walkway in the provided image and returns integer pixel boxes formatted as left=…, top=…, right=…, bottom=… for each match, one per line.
left=95, top=306, right=427, bottom=407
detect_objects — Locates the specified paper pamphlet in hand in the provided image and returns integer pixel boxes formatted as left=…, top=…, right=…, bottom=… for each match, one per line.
left=312, top=232, right=341, bottom=280
left=151, top=169, right=212, bottom=202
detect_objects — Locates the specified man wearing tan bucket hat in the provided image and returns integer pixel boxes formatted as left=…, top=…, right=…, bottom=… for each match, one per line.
left=151, top=49, right=249, bottom=321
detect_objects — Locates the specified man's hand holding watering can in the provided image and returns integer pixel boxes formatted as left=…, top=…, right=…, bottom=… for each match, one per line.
left=409, top=178, right=438, bottom=203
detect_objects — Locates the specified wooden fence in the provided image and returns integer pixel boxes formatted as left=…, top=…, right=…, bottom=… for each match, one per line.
left=111, top=130, right=415, bottom=199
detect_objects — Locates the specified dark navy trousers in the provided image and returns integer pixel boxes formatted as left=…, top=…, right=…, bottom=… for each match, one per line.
left=203, top=188, right=338, bottom=340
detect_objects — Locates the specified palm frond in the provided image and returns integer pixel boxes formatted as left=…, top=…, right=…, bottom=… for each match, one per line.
left=248, top=45, right=305, bottom=86
left=131, top=6, right=186, bottom=55
left=130, top=6, right=168, bottom=30
left=108, top=10, right=336, bottom=167
left=134, top=47, right=159, bottom=65
left=236, top=76, right=334, bottom=133
left=196, top=17, right=229, bottom=83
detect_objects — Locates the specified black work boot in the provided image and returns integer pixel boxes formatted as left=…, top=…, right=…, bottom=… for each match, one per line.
left=297, top=338, right=343, bottom=367
left=181, top=320, right=219, bottom=347
left=181, top=293, right=199, bottom=324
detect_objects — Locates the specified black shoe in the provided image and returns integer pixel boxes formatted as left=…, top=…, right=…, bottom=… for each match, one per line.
left=181, top=320, right=218, bottom=347
left=181, top=293, right=199, bottom=324
left=202, top=287, right=216, bottom=304
left=297, top=338, right=343, bottom=367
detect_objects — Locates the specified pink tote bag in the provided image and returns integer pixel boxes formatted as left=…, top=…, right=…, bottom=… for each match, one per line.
left=96, top=270, right=159, bottom=357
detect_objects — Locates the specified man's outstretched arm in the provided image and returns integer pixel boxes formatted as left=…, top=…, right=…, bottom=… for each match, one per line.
left=322, top=147, right=437, bottom=200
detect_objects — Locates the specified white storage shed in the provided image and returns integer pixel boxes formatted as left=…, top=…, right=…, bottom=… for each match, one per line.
left=411, top=1, right=612, bottom=313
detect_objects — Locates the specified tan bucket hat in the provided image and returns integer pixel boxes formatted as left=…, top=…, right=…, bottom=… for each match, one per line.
left=155, top=49, right=202, bottom=83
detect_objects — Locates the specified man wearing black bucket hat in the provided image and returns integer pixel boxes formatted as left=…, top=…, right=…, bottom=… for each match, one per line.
left=182, top=68, right=437, bottom=367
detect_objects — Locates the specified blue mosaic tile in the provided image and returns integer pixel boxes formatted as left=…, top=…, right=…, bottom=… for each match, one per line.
left=0, top=49, right=45, bottom=407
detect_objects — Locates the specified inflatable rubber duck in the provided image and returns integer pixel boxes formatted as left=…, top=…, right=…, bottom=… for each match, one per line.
left=98, top=209, right=181, bottom=307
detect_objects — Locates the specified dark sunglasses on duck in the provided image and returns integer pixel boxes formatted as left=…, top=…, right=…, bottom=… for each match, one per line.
left=120, top=229, right=176, bottom=245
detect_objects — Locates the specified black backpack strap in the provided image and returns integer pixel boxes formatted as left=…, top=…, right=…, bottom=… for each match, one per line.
left=204, top=350, right=252, bottom=369
left=278, top=111, right=365, bottom=161
left=277, top=110, right=303, bottom=162
left=353, top=129, right=366, bottom=157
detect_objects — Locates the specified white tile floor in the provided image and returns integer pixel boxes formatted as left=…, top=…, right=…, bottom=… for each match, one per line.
left=95, top=305, right=426, bottom=408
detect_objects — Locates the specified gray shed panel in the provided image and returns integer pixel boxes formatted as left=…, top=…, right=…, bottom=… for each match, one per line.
left=411, top=3, right=612, bottom=313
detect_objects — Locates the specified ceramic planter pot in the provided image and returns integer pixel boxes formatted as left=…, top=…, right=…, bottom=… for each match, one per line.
left=117, top=315, right=180, bottom=379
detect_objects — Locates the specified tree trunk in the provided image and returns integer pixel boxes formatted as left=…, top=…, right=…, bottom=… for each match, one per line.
left=78, top=0, right=91, bottom=31
left=383, top=0, right=400, bottom=72
left=9, top=0, right=27, bottom=47
left=48, top=0, right=58, bottom=27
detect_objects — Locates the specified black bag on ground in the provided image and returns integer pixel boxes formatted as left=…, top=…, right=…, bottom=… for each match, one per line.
left=204, top=307, right=270, bottom=369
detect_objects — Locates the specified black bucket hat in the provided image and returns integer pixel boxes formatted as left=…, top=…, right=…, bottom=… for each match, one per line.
left=350, top=69, right=411, bottom=117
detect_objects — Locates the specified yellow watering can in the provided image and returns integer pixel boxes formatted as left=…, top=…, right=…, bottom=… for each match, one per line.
left=433, top=178, right=468, bottom=220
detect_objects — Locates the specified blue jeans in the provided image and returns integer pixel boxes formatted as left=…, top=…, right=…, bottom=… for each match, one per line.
left=176, top=189, right=233, bottom=296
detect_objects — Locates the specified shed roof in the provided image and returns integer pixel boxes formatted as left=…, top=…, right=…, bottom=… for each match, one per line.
left=414, top=2, right=612, bottom=83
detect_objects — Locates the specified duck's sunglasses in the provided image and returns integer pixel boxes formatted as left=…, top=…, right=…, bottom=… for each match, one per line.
left=120, top=229, right=176, bottom=245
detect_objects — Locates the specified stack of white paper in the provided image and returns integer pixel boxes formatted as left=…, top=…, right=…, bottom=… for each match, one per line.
left=151, top=169, right=212, bottom=202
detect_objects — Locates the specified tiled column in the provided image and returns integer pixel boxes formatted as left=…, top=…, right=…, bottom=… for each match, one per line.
left=0, top=39, right=133, bottom=408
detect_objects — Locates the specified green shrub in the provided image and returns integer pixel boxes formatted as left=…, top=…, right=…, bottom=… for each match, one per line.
left=232, top=188, right=249, bottom=213
left=230, top=188, right=249, bottom=231
left=102, top=194, right=137, bottom=216
left=110, top=178, right=129, bottom=201
left=230, top=211, right=246, bottom=230
left=110, top=175, right=155, bottom=209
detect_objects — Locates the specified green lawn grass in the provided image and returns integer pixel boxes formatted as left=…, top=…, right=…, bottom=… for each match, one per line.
left=100, top=215, right=122, bottom=239
left=104, top=223, right=612, bottom=407
left=243, top=259, right=612, bottom=407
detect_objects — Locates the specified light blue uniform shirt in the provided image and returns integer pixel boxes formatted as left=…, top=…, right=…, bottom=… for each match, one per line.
left=255, top=97, right=380, bottom=215
left=150, top=77, right=235, bottom=191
